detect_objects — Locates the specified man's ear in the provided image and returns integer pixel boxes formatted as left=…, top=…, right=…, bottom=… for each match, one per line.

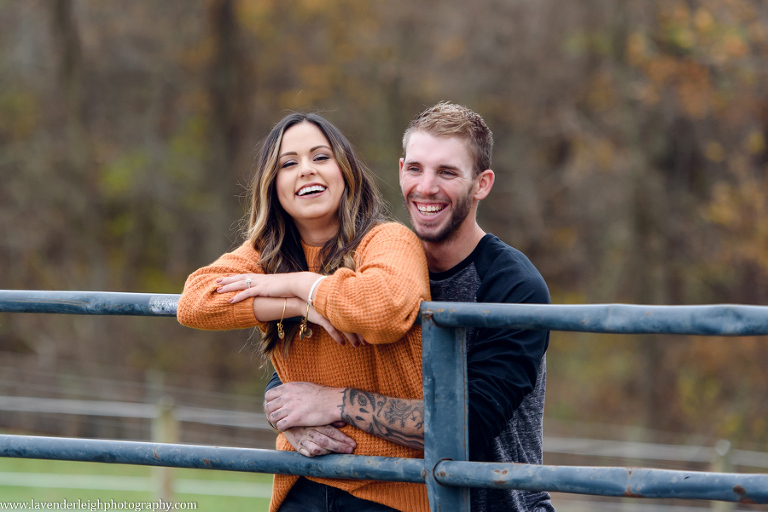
left=473, top=170, right=495, bottom=200
left=398, top=158, right=405, bottom=184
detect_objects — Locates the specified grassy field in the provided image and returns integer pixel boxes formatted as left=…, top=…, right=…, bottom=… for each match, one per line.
left=0, top=457, right=272, bottom=510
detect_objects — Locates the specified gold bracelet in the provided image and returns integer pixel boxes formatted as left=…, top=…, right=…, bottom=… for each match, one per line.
left=276, top=299, right=287, bottom=340
left=299, top=301, right=312, bottom=340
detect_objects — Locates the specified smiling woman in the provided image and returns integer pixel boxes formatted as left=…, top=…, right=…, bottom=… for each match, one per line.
left=275, top=122, right=346, bottom=245
left=175, top=112, right=431, bottom=512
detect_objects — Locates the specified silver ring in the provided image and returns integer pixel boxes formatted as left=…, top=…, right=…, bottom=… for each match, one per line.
left=246, top=278, right=252, bottom=289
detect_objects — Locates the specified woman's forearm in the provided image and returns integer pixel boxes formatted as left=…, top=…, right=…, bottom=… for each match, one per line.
left=252, top=297, right=305, bottom=322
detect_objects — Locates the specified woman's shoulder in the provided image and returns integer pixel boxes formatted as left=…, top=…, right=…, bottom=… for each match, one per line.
left=224, top=238, right=262, bottom=261
left=197, top=238, right=263, bottom=272
left=353, top=222, right=424, bottom=267
left=362, top=221, right=419, bottom=243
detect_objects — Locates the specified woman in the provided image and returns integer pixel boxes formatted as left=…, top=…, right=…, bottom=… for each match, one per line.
left=176, top=113, right=430, bottom=512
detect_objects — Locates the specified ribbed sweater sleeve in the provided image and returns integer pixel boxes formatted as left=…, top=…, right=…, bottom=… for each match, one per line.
left=312, top=223, right=430, bottom=345
left=176, top=241, right=264, bottom=331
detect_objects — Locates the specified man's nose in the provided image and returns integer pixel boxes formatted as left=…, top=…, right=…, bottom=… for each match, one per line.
left=415, top=171, right=438, bottom=195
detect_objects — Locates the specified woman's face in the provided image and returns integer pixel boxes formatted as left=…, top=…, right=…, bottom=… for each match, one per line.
left=275, top=121, right=346, bottom=244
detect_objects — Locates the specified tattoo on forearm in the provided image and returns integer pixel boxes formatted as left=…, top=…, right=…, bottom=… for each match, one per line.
left=339, top=389, right=424, bottom=450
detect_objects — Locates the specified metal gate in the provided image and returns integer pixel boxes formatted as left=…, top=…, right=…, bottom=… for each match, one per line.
left=1, top=290, right=767, bottom=510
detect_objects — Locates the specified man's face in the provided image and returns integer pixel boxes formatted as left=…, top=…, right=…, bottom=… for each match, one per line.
left=399, top=131, right=478, bottom=243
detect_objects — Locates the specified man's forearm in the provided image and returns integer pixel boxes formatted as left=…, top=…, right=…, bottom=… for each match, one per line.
left=264, top=381, right=425, bottom=450
left=340, top=389, right=424, bottom=450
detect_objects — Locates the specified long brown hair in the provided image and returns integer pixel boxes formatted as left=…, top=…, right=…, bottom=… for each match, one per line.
left=246, top=112, right=385, bottom=359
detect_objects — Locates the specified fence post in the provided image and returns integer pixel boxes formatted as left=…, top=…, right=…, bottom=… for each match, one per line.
left=152, top=396, right=178, bottom=501
left=148, top=369, right=178, bottom=503
left=422, top=308, right=470, bottom=512
left=710, top=439, right=735, bottom=512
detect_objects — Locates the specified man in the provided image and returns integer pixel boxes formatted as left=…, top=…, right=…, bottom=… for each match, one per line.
left=265, top=102, right=555, bottom=511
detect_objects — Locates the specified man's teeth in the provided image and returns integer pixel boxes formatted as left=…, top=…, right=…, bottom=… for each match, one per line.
left=417, top=204, right=444, bottom=215
left=298, top=185, right=326, bottom=196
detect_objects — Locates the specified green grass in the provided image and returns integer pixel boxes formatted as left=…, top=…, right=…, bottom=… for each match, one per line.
left=0, top=457, right=272, bottom=511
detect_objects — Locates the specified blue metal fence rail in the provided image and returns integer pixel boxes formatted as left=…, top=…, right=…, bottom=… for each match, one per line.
left=1, top=289, right=768, bottom=509
left=0, top=290, right=178, bottom=316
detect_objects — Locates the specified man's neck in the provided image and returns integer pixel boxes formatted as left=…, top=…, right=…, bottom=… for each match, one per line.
left=423, top=222, right=486, bottom=273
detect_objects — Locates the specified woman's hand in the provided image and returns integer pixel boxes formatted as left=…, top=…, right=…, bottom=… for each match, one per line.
left=306, top=304, right=367, bottom=347
left=217, top=273, right=367, bottom=346
left=216, top=273, right=301, bottom=302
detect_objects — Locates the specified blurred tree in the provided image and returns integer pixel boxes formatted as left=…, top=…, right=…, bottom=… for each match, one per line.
left=0, top=0, right=767, bottom=446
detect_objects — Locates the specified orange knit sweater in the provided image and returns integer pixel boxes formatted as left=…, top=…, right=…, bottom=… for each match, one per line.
left=177, top=222, right=430, bottom=512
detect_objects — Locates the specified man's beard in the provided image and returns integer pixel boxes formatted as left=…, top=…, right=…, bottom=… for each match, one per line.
left=405, top=189, right=473, bottom=243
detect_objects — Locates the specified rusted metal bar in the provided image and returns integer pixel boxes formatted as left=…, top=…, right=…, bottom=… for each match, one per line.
left=423, top=302, right=768, bottom=336
left=0, top=290, right=178, bottom=316
left=3, top=433, right=766, bottom=504
left=0, top=434, right=426, bottom=483
left=3, top=292, right=767, bottom=335
left=422, top=312, right=470, bottom=512
left=434, top=461, right=768, bottom=503
left=3, top=292, right=768, bottom=509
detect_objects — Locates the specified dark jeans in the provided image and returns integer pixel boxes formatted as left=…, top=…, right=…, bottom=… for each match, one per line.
left=279, top=477, right=399, bottom=512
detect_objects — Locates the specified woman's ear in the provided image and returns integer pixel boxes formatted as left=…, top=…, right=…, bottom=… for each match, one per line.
left=473, top=170, right=495, bottom=200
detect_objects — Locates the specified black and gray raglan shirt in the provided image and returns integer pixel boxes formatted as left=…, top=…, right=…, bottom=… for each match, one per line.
left=430, top=234, right=554, bottom=512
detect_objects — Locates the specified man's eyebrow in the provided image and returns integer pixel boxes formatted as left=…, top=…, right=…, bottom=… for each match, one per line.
left=403, top=159, right=462, bottom=172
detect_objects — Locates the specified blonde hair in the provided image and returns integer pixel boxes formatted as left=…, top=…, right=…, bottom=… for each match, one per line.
left=403, top=102, right=494, bottom=176
left=247, top=113, right=385, bottom=359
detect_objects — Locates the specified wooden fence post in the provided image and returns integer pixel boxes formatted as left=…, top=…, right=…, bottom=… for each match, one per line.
left=710, top=439, right=735, bottom=512
left=153, top=396, right=178, bottom=501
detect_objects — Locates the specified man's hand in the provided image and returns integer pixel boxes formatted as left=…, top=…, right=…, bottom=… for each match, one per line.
left=283, top=424, right=356, bottom=457
left=265, top=382, right=344, bottom=431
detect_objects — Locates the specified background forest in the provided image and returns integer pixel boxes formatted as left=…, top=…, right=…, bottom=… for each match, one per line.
left=1, top=0, right=767, bottom=452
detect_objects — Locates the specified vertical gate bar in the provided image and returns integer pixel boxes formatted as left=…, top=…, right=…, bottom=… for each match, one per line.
left=422, top=308, right=470, bottom=512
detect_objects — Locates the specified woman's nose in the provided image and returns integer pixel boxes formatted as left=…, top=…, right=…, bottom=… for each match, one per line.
left=299, top=159, right=317, bottom=178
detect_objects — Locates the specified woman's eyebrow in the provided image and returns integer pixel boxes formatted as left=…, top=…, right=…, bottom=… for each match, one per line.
left=279, top=145, right=331, bottom=159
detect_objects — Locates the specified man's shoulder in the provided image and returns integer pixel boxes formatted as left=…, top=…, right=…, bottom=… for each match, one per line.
left=474, top=234, right=550, bottom=304
left=474, top=234, right=540, bottom=279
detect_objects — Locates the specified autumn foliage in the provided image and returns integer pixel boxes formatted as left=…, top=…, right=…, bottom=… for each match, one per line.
left=0, top=0, right=767, bottom=449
